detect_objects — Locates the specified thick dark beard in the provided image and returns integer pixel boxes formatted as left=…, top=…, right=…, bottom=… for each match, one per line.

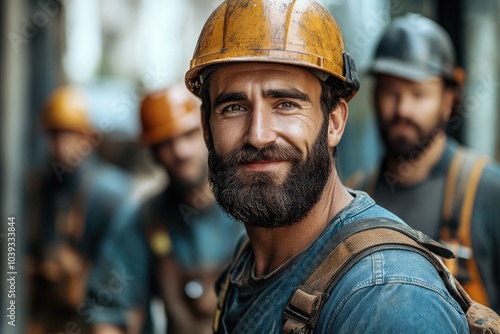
left=379, top=115, right=446, bottom=160
left=207, top=119, right=332, bottom=228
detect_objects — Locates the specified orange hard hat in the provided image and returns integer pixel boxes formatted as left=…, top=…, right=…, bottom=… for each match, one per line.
left=139, top=84, right=201, bottom=145
left=185, top=0, right=360, bottom=99
left=42, top=86, right=92, bottom=132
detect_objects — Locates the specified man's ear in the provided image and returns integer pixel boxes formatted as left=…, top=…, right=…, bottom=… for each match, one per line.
left=200, top=105, right=210, bottom=147
left=328, top=99, right=349, bottom=148
left=442, top=88, right=455, bottom=122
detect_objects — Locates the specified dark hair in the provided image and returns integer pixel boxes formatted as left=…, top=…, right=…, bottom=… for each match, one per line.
left=318, top=76, right=351, bottom=159
left=319, top=75, right=352, bottom=116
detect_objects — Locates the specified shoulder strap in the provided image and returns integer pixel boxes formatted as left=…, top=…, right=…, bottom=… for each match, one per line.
left=442, top=148, right=488, bottom=232
left=440, top=148, right=490, bottom=305
left=283, top=218, right=466, bottom=334
left=442, top=148, right=466, bottom=225
left=459, top=152, right=488, bottom=237
left=213, top=237, right=250, bottom=333
left=142, top=201, right=173, bottom=257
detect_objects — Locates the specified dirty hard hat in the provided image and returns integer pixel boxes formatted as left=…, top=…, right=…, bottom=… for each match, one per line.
left=185, top=0, right=360, bottom=99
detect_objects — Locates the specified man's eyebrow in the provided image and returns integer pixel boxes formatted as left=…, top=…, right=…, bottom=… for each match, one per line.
left=213, top=92, right=248, bottom=110
left=262, top=88, right=311, bottom=102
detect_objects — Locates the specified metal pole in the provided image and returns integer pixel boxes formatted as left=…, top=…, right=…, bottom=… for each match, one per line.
left=2, top=0, right=30, bottom=332
left=462, top=0, right=500, bottom=158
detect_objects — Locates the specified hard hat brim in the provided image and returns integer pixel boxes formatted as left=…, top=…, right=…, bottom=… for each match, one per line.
left=140, top=108, right=201, bottom=146
left=370, top=58, right=441, bottom=82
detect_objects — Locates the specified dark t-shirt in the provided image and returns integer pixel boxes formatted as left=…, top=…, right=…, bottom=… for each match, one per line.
left=375, top=169, right=445, bottom=239
left=366, top=138, right=500, bottom=313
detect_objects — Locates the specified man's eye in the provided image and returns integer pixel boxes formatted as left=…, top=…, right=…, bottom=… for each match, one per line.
left=277, top=102, right=297, bottom=109
left=222, top=105, right=245, bottom=113
left=413, top=91, right=429, bottom=99
left=380, top=89, right=398, bottom=98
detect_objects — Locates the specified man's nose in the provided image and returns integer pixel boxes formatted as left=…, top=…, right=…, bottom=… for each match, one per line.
left=170, top=136, right=192, bottom=160
left=395, top=94, right=414, bottom=118
left=244, top=104, right=278, bottom=149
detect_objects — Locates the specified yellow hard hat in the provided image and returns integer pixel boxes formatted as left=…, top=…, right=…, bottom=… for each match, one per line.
left=185, top=0, right=360, bottom=99
left=139, top=84, right=201, bottom=145
left=42, top=86, right=92, bottom=132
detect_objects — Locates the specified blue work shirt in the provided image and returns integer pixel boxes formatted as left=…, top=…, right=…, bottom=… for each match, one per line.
left=28, top=155, right=132, bottom=261
left=217, top=190, right=469, bottom=333
left=86, top=185, right=244, bottom=331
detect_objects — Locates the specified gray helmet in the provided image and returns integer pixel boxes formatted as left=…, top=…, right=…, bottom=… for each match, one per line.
left=370, top=13, right=458, bottom=83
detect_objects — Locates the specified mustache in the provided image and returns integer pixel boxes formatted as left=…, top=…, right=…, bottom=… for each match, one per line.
left=222, top=144, right=303, bottom=166
left=389, top=115, right=419, bottom=129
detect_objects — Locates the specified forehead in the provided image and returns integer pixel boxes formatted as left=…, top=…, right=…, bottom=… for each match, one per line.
left=208, top=63, right=321, bottom=94
left=49, top=129, right=83, bottom=139
left=166, top=114, right=202, bottom=141
left=376, top=74, right=443, bottom=88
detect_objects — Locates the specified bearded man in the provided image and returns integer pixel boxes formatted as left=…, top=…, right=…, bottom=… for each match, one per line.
left=347, top=13, right=500, bottom=313
left=184, top=1, right=469, bottom=333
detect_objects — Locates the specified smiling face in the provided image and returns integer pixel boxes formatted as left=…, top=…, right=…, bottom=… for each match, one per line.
left=374, top=74, right=454, bottom=158
left=48, top=130, right=91, bottom=166
left=155, top=120, right=208, bottom=190
left=202, top=62, right=341, bottom=228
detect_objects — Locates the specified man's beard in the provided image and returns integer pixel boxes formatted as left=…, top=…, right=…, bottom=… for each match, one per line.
left=166, top=162, right=208, bottom=191
left=207, top=119, right=332, bottom=228
left=378, top=114, right=446, bottom=160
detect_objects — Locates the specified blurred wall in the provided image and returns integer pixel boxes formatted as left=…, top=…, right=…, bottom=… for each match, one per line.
left=462, top=0, right=500, bottom=157
left=1, top=2, right=500, bottom=334
left=2, top=1, right=32, bottom=333
left=322, top=0, right=500, bottom=180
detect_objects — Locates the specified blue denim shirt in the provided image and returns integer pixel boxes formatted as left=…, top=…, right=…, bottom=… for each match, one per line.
left=217, top=190, right=469, bottom=333
left=86, top=186, right=244, bottom=331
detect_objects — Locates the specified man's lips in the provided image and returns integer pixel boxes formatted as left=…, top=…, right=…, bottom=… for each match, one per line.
left=240, top=160, right=285, bottom=171
left=390, top=122, right=417, bottom=134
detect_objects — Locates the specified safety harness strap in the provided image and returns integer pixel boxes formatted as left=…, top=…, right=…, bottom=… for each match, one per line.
left=213, top=237, right=250, bottom=333
left=441, top=148, right=489, bottom=305
left=283, top=218, right=459, bottom=334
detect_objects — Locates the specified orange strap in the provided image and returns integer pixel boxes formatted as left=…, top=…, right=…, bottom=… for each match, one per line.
left=442, top=149, right=465, bottom=224
left=459, top=156, right=489, bottom=305
left=441, top=148, right=489, bottom=305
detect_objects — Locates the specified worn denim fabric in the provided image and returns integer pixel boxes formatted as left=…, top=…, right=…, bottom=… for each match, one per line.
left=218, top=190, right=469, bottom=334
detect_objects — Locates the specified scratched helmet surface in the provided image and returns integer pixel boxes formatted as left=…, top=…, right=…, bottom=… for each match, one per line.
left=185, top=0, right=360, bottom=99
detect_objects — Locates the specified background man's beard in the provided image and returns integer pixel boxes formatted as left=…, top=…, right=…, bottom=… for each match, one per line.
left=166, top=163, right=208, bottom=190
left=207, top=120, right=332, bottom=228
left=379, top=116, right=446, bottom=160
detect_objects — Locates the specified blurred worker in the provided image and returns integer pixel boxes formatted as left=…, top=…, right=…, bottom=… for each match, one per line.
left=347, top=14, right=500, bottom=312
left=26, top=85, right=132, bottom=334
left=183, top=1, right=468, bottom=333
left=87, top=84, right=244, bottom=334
